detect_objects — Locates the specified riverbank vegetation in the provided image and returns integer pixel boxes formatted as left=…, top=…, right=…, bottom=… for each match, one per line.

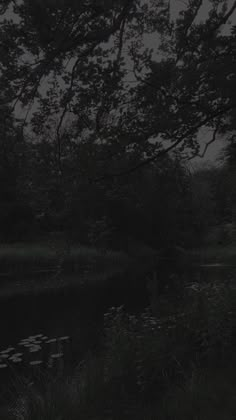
left=5, top=274, right=236, bottom=420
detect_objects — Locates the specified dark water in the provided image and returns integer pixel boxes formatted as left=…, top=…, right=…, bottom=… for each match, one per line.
left=0, top=261, right=235, bottom=399
left=0, top=266, right=150, bottom=398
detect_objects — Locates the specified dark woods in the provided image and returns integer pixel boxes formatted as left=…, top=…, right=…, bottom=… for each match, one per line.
left=1, top=0, right=236, bottom=418
left=0, top=0, right=235, bottom=248
left=0, top=132, right=235, bottom=252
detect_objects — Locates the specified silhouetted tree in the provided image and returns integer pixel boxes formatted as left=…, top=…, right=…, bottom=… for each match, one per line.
left=0, top=0, right=236, bottom=177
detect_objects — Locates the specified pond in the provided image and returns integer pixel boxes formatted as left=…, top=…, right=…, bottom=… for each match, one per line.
left=0, top=259, right=235, bottom=402
left=0, top=264, right=151, bottom=400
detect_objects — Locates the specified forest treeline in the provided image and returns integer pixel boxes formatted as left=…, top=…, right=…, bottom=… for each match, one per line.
left=0, top=128, right=235, bottom=251
left=0, top=0, right=235, bottom=251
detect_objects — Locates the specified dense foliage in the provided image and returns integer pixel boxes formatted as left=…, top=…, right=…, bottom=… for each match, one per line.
left=1, top=2, right=236, bottom=418
left=0, top=0, right=236, bottom=246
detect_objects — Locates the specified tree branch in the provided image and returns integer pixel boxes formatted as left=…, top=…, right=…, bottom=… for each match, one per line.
left=96, top=17, right=127, bottom=132
left=175, top=0, right=203, bottom=62
left=175, top=0, right=236, bottom=64
left=92, top=103, right=236, bottom=182
left=6, top=1, right=134, bottom=113
left=186, top=121, right=220, bottom=161
left=214, top=0, right=236, bottom=30
left=61, top=0, right=134, bottom=52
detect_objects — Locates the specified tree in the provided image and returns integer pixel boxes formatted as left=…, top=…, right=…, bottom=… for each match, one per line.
left=190, top=164, right=218, bottom=245
left=0, top=109, right=34, bottom=241
left=216, top=135, right=236, bottom=225
left=0, top=0, right=236, bottom=180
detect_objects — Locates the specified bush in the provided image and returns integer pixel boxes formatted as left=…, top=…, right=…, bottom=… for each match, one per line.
left=102, top=306, right=193, bottom=400
left=185, top=280, right=236, bottom=355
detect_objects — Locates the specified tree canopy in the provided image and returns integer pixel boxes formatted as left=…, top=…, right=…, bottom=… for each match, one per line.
left=1, top=0, right=236, bottom=179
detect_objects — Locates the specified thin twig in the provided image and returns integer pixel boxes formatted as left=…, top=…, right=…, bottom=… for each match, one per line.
left=187, top=122, right=220, bottom=161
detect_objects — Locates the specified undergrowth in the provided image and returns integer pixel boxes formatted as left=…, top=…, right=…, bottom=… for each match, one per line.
left=6, top=277, right=236, bottom=419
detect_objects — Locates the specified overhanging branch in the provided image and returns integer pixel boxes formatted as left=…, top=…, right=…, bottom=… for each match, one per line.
left=186, top=121, right=220, bottom=161
left=92, top=103, right=236, bottom=182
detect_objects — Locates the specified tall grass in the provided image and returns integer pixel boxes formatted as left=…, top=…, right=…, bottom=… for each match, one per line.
left=8, top=364, right=236, bottom=420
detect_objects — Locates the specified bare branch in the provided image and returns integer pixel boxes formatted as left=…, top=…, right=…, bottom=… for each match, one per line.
left=183, top=0, right=203, bottom=37
left=186, top=122, right=220, bottom=161
left=214, top=0, right=236, bottom=30
left=96, top=16, right=127, bottom=132
left=116, top=16, right=126, bottom=64
left=56, top=40, right=98, bottom=134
